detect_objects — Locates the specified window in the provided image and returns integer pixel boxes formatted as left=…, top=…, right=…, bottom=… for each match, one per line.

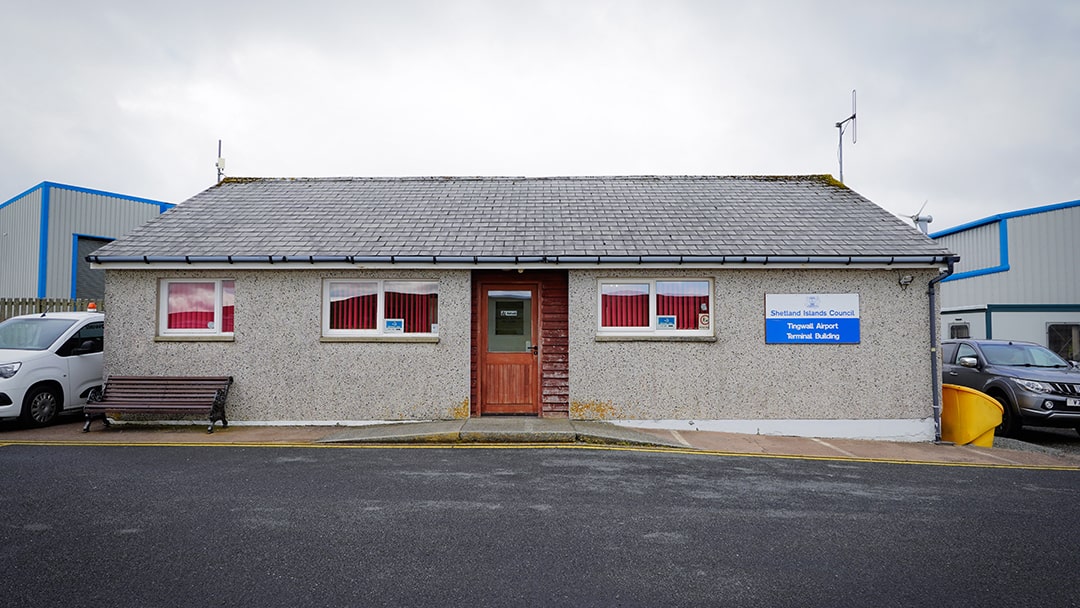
left=159, top=279, right=235, bottom=336
left=955, top=343, right=977, bottom=363
left=57, top=322, right=104, bottom=356
left=598, top=279, right=712, bottom=336
left=948, top=323, right=970, bottom=339
left=1048, top=324, right=1079, bottom=360
left=324, top=279, right=439, bottom=337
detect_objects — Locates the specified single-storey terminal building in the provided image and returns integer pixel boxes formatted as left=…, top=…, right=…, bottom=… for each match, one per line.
left=89, top=175, right=957, bottom=440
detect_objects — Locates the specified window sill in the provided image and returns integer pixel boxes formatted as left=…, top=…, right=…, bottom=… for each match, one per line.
left=595, top=335, right=717, bottom=343
left=320, top=336, right=441, bottom=344
left=154, top=335, right=235, bottom=343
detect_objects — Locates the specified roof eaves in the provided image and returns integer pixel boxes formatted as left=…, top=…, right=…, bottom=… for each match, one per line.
left=89, top=253, right=958, bottom=267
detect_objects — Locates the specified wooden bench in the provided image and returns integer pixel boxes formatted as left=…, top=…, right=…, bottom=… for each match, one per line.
left=83, top=376, right=233, bottom=433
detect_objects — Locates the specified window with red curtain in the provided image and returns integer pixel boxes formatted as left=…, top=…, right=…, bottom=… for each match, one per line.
left=324, top=280, right=439, bottom=335
left=657, top=281, right=710, bottom=330
left=167, top=282, right=216, bottom=330
left=599, top=279, right=712, bottom=334
left=328, top=282, right=377, bottom=330
left=163, top=280, right=235, bottom=334
left=385, top=281, right=439, bottom=334
left=600, top=283, right=650, bottom=328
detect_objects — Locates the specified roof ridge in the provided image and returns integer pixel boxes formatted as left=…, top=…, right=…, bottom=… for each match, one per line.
left=219, top=174, right=837, bottom=184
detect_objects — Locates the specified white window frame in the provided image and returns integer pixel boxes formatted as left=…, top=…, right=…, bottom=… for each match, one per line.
left=596, top=278, right=714, bottom=337
left=948, top=323, right=971, bottom=339
left=322, top=279, right=439, bottom=338
left=157, top=279, right=235, bottom=337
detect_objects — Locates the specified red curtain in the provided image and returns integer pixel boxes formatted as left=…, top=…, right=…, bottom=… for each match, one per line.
left=330, top=293, right=377, bottom=330
left=221, top=305, right=235, bottom=333
left=601, top=293, right=649, bottom=327
left=385, top=291, right=437, bottom=333
left=657, top=293, right=708, bottom=329
left=221, top=281, right=235, bottom=333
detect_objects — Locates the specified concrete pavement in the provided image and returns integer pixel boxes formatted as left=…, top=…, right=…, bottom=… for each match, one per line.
left=2, top=416, right=1078, bottom=469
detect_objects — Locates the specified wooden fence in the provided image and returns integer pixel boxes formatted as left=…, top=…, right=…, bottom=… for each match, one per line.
left=0, top=298, right=104, bottom=322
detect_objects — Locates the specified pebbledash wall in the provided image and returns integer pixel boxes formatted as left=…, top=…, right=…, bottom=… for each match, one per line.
left=104, top=269, right=474, bottom=421
left=570, top=268, right=939, bottom=440
left=104, top=266, right=939, bottom=440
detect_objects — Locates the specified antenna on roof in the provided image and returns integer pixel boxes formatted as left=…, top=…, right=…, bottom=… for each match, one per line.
left=909, top=200, right=933, bottom=235
left=835, top=89, right=856, bottom=183
left=215, top=140, right=226, bottom=183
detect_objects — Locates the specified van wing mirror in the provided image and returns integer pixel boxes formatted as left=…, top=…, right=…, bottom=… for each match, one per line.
left=958, top=356, right=979, bottom=368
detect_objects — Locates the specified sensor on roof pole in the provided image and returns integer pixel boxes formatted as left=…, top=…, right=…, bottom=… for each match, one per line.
left=216, top=139, right=226, bottom=183
left=835, top=89, right=856, bottom=183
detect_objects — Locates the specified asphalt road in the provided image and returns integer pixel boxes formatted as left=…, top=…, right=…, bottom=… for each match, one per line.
left=1, top=445, right=1077, bottom=608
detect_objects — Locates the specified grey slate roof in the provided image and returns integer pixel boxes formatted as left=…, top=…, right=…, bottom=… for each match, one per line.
left=91, top=175, right=953, bottom=263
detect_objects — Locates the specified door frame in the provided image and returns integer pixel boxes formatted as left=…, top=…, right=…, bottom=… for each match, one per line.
left=475, top=278, right=541, bottom=416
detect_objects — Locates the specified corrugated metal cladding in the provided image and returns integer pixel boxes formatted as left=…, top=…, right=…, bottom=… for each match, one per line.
left=1006, top=206, right=1080, bottom=303
left=0, top=189, right=43, bottom=297
left=937, top=222, right=1001, bottom=272
left=44, top=186, right=169, bottom=298
left=938, top=205, right=1080, bottom=308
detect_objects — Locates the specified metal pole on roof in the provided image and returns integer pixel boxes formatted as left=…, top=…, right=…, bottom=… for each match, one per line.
left=835, top=90, right=857, bottom=183
left=216, top=140, right=226, bottom=183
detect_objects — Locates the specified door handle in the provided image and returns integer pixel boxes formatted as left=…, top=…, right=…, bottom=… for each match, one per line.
left=528, top=345, right=538, bottom=355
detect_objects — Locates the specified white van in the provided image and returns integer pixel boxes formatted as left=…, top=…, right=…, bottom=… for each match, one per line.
left=0, top=312, right=105, bottom=426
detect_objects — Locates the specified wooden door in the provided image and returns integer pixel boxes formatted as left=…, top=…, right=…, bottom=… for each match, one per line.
left=479, top=284, right=539, bottom=415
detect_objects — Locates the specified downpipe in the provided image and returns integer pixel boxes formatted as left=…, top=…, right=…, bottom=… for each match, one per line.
left=928, top=256, right=959, bottom=442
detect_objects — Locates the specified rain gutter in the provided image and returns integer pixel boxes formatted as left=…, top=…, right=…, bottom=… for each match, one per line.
left=87, top=254, right=958, bottom=267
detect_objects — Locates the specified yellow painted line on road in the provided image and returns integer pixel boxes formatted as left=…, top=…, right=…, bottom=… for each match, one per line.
left=2, top=440, right=1078, bottom=471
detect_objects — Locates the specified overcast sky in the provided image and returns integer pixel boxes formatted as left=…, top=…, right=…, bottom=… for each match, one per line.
left=2, top=1, right=1077, bottom=231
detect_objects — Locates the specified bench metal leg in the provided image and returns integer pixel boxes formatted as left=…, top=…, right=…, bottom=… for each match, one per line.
left=83, top=412, right=109, bottom=432
left=208, top=397, right=227, bottom=433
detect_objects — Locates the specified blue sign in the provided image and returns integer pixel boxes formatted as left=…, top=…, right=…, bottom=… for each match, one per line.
left=765, top=294, right=860, bottom=344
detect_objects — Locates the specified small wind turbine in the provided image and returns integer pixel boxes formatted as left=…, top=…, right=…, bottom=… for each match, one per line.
left=909, top=200, right=933, bottom=234
left=835, top=90, right=856, bottom=183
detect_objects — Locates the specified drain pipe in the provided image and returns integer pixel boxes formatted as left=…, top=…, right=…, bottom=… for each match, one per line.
left=928, top=255, right=959, bottom=441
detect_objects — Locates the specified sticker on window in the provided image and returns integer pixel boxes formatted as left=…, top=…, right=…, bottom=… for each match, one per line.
left=384, top=319, right=404, bottom=333
left=657, top=315, right=677, bottom=330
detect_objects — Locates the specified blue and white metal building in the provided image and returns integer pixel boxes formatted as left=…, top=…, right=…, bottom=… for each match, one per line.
left=0, top=182, right=173, bottom=300
left=931, top=198, right=1080, bottom=359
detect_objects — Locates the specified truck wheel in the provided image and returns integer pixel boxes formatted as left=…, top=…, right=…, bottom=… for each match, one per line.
left=21, top=386, right=61, bottom=427
left=993, top=396, right=1021, bottom=438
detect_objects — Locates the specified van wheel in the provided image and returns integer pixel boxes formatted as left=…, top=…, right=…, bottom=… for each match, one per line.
left=21, top=386, right=61, bottom=427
